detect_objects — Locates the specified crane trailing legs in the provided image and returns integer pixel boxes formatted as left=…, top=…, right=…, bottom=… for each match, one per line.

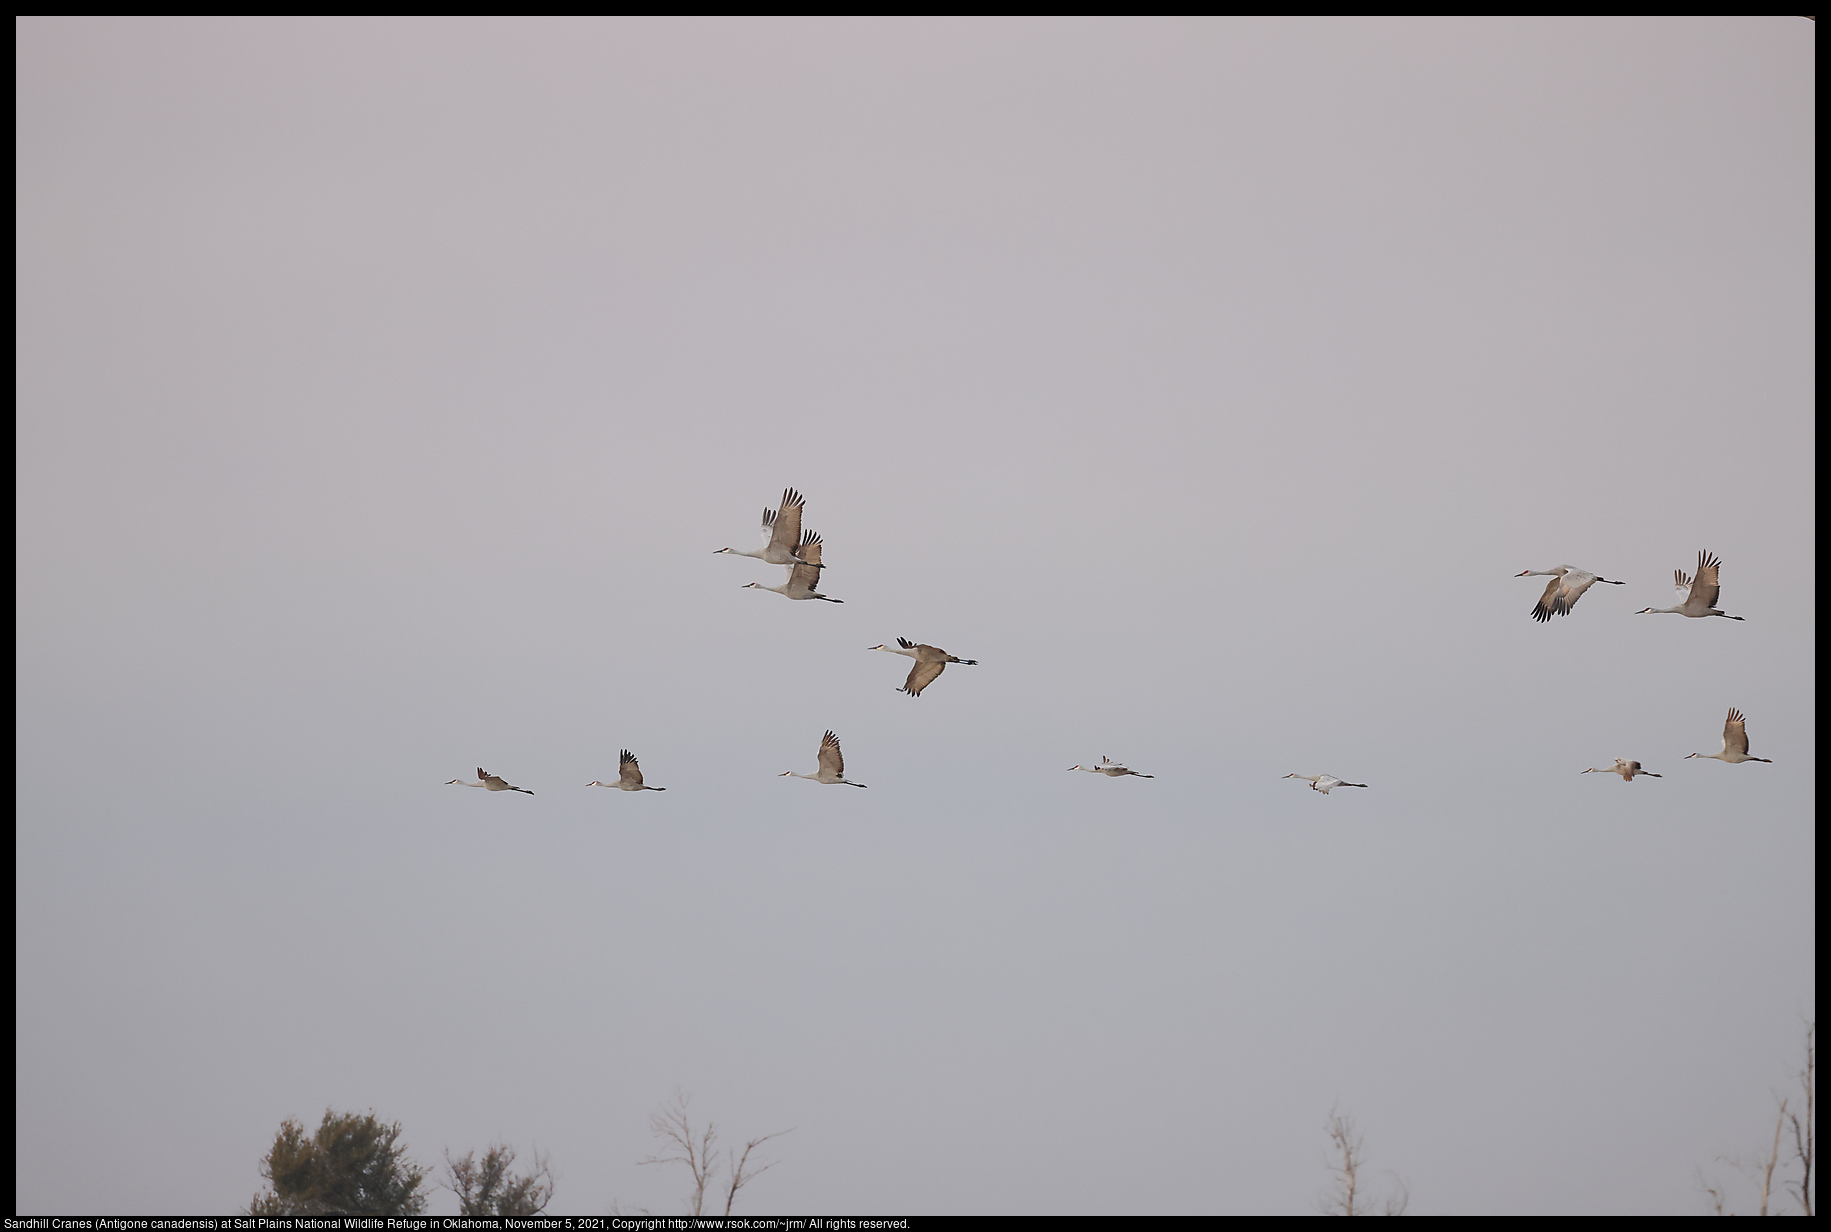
left=1285, top=774, right=1367, bottom=794
left=1684, top=708, right=1773, bottom=764
left=715, top=487, right=826, bottom=568
left=781, top=730, right=868, bottom=787
left=448, top=768, right=534, bottom=795
left=1637, top=551, right=1745, bottom=620
left=589, top=749, right=667, bottom=791
left=869, top=638, right=979, bottom=697
left=1515, top=565, right=1624, bottom=622
left=1068, top=757, right=1153, bottom=778
left=1582, top=759, right=1661, bottom=781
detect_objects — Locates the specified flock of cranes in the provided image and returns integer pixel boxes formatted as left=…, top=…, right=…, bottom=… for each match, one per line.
left=722, top=489, right=842, bottom=603
left=446, top=497, right=1773, bottom=799
left=1515, top=550, right=1770, bottom=782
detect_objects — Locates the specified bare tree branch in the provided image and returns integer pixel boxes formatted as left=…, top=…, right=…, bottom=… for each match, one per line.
left=1698, top=1166, right=1729, bottom=1216
left=638, top=1090, right=718, bottom=1216
left=1319, top=1107, right=1406, bottom=1216
left=1759, top=1098, right=1788, bottom=1216
left=1698, top=1018, right=1818, bottom=1215
left=1787, top=1020, right=1814, bottom=1216
left=724, top=1128, right=795, bottom=1216
left=1381, top=1174, right=1410, bottom=1217
left=1323, top=1109, right=1362, bottom=1216
left=634, top=1090, right=792, bottom=1217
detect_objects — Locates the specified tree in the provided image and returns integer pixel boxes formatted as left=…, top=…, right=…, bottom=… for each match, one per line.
left=637, top=1090, right=793, bottom=1215
left=1786, top=1021, right=1814, bottom=1217
left=444, top=1143, right=556, bottom=1215
left=1699, top=1018, right=1816, bottom=1216
left=246, top=1109, right=430, bottom=1216
left=1318, top=1107, right=1408, bottom=1216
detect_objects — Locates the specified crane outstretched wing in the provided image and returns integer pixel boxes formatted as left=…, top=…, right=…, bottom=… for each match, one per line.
left=1690, top=551, right=1723, bottom=610
left=901, top=660, right=947, bottom=697
left=766, top=488, right=806, bottom=555
left=818, top=730, right=845, bottom=777
left=1724, top=708, right=1751, bottom=758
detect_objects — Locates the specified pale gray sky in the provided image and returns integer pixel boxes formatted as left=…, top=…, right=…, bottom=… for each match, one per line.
left=16, top=17, right=1813, bottom=1216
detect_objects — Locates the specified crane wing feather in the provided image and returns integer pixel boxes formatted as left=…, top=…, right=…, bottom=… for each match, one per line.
left=818, top=730, right=844, bottom=777
left=1556, top=570, right=1598, bottom=614
left=1725, top=708, right=1750, bottom=757
left=785, top=536, right=824, bottom=594
left=768, top=488, right=806, bottom=554
left=1533, top=575, right=1563, bottom=620
left=1691, top=551, right=1723, bottom=609
left=902, top=659, right=946, bottom=696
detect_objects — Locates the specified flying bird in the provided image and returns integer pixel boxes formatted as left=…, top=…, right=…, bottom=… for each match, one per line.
left=1582, top=759, right=1662, bottom=781
left=1516, top=565, right=1625, bottom=622
left=1637, top=551, right=1745, bottom=620
left=1285, top=774, right=1367, bottom=794
left=1685, top=708, right=1773, bottom=764
left=589, top=749, right=667, bottom=792
left=715, top=487, right=825, bottom=568
left=1068, top=757, right=1153, bottom=778
left=743, top=536, right=841, bottom=603
left=447, top=767, right=534, bottom=795
left=781, top=730, right=867, bottom=787
left=869, top=638, right=979, bottom=697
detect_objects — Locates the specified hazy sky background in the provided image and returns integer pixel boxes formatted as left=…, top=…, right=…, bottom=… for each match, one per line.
left=16, top=17, right=1813, bottom=1216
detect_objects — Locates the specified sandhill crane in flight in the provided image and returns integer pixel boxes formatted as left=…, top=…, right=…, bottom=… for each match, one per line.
left=743, top=536, right=841, bottom=603
left=447, top=767, right=534, bottom=795
left=1685, top=708, right=1773, bottom=764
left=1068, top=757, right=1153, bottom=778
left=715, top=488, right=825, bottom=568
left=589, top=749, right=667, bottom=792
left=782, top=730, right=867, bottom=787
left=1285, top=774, right=1367, bottom=794
left=1637, top=551, right=1745, bottom=620
left=869, top=638, right=979, bottom=697
left=1515, top=565, right=1625, bottom=622
left=1582, top=759, right=1662, bottom=781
